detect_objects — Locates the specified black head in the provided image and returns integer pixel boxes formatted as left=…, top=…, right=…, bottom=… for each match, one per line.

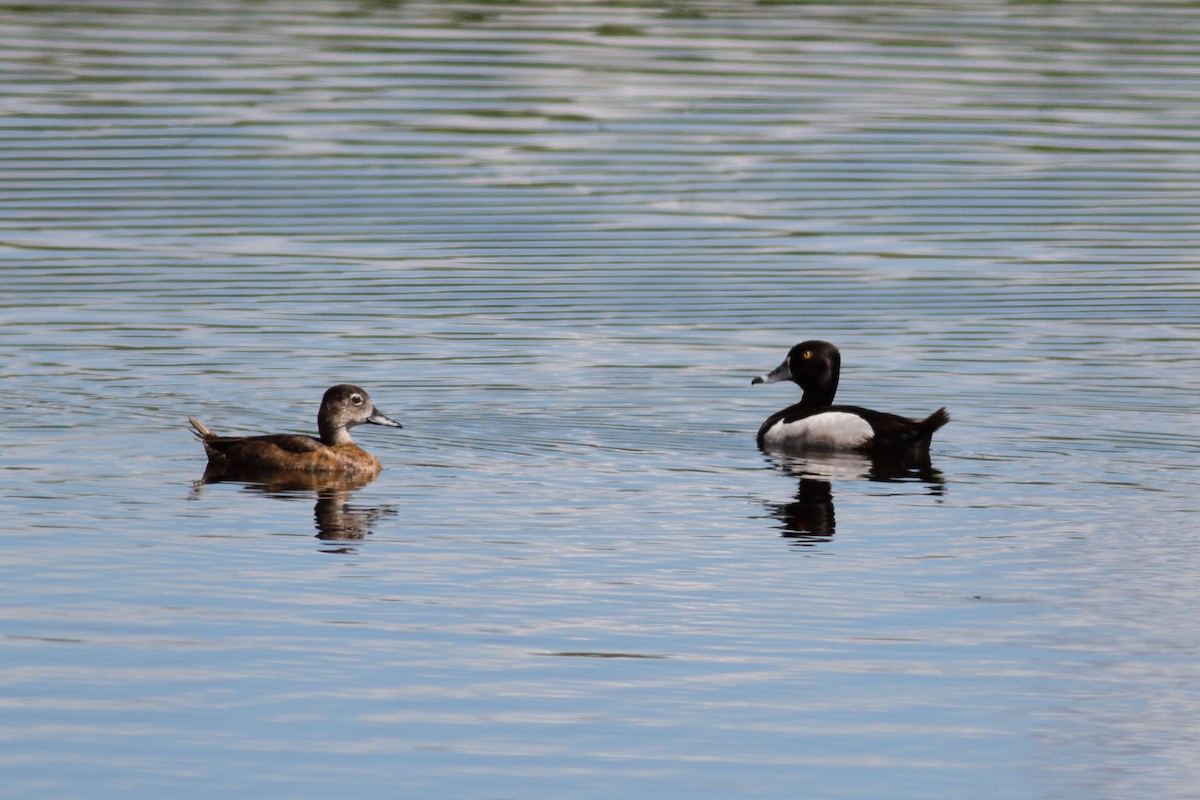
left=751, top=340, right=841, bottom=405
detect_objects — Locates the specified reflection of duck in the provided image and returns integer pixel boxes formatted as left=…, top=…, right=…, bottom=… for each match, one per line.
left=766, top=477, right=836, bottom=545
left=189, top=384, right=402, bottom=479
left=751, top=341, right=948, bottom=454
left=190, top=469, right=397, bottom=542
left=313, top=488, right=397, bottom=541
left=762, top=449, right=944, bottom=545
left=768, top=448, right=945, bottom=486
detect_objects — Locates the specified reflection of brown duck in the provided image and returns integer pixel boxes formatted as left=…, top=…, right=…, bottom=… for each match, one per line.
left=190, top=469, right=396, bottom=541
left=313, top=488, right=397, bottom=541
left=189, top=384, right=401, bottom=480
left=194, top=468, right=378, bottom=493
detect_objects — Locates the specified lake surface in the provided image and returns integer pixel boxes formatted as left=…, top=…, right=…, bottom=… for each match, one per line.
left=2, top=1, right=1199, bottom=797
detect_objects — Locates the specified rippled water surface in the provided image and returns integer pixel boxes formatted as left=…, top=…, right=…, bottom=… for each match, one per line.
left=2, top=2, right=1199, bottom=797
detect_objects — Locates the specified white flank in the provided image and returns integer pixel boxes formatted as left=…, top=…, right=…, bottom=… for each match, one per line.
left=762, top=412, right=874, bottom=451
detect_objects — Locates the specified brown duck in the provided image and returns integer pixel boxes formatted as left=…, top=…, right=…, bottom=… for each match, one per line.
left=189, top=384, right=402, bottom=478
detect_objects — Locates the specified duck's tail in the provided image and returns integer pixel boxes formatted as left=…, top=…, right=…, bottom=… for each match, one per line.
left=188, top=416, right=215, bottom=443
left=920, top=407, right=950, bottom=442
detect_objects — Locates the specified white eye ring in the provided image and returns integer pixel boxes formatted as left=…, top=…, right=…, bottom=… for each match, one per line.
left=351, top=394, right=364, bottom=405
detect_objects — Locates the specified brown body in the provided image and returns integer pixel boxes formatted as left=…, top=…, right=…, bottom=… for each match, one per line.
left=189, top=384, right=401, bottom=479
left=189, top=422, right=384, bottom=476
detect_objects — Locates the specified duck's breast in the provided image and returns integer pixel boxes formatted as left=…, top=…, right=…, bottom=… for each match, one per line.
left=324, top=444, right=383, bottom=475
left=761, top=411, right=874, bottom=451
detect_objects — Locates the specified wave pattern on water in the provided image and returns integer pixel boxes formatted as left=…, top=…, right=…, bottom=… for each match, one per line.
left=2, top=3, right=1200, bottom=800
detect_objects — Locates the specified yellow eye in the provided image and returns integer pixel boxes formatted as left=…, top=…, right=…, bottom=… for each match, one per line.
left=801, top=350, right=813, bottom=360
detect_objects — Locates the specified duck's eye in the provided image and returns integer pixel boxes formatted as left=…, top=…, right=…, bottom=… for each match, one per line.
left=351, top=394, right=364, bottom=405
left=801, top=350, right=813, bottom=360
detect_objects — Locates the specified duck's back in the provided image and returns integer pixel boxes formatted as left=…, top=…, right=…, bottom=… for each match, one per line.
left=205, top=433, right=320, bottom=463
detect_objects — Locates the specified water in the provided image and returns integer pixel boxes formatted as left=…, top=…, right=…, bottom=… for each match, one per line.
left=2, top=1, right=1199, bottom=797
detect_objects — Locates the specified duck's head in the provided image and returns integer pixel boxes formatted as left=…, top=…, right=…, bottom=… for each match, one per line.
left=752, top=340, right=841, bottom=404
left=319, top=384, right=402, bottom=444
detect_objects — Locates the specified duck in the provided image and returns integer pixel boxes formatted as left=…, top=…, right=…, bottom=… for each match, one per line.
left=189, top=384, right=402, bottom=478
left=751, top=340, right=948, bottom=453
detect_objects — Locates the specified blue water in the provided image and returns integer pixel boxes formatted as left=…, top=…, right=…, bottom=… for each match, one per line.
left=2, top=2, right=1199, bottom=798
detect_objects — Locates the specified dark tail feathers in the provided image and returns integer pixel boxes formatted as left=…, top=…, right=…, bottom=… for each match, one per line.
left=920, top=407, right=950, bottom=440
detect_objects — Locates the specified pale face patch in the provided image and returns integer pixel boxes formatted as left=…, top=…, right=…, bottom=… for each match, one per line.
left=762, top=411, right=874, bottom=451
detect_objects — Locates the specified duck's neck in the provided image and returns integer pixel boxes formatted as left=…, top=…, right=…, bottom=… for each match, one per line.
left=319, top=421, right=354, bottom=447
left=799, top=377, right=838, bottom=408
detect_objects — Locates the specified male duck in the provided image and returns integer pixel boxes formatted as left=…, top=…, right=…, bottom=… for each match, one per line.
left=189, top=384, right=402, bottom=478
left=752, top=340, right=948, bottom=453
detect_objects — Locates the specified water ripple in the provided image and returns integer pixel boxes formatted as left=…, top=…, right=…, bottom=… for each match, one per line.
left=3, top=2, right=1200, bottom=798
